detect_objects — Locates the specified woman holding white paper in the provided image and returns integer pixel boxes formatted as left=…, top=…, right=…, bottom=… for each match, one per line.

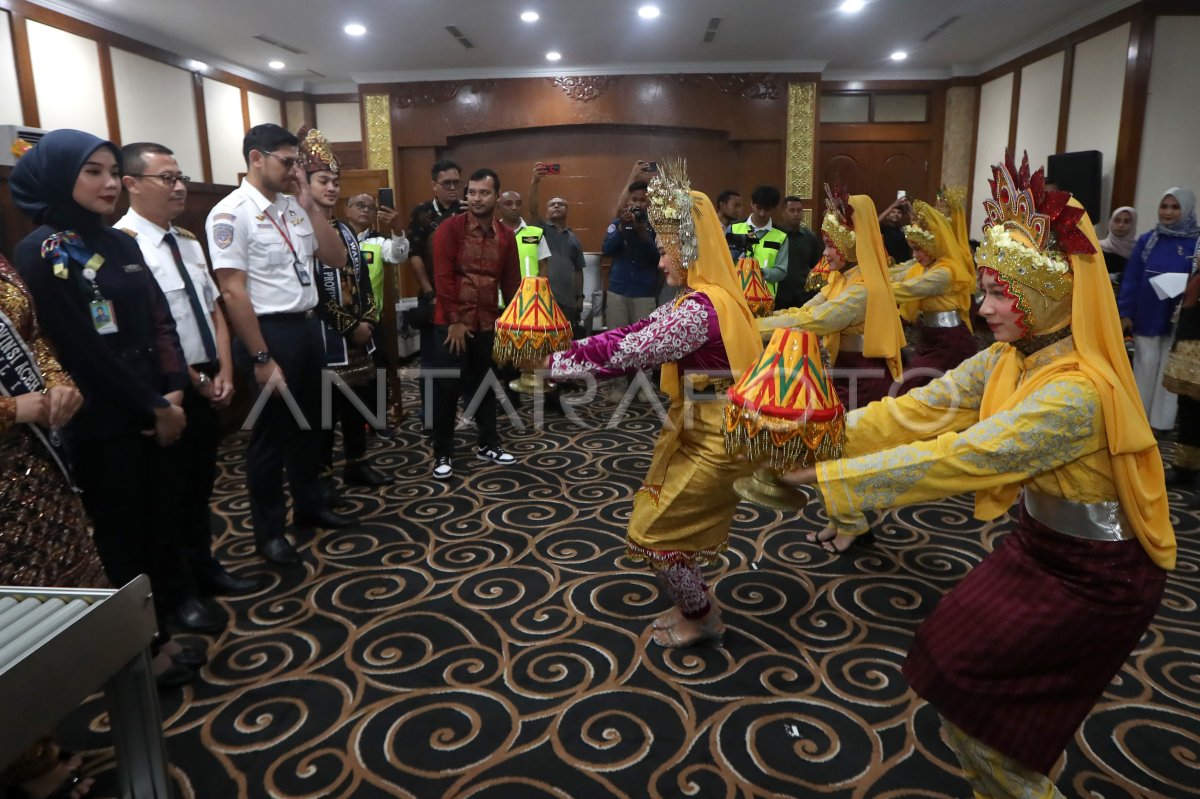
left=1116, top=188, right=1200, bottom=438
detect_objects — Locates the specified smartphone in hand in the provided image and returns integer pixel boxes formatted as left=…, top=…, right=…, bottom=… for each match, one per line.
left=378, top=187, right=395, bottom=209
left=645, top=162, right=659, bottom=173
left=544, top=163, right=561, bottom=175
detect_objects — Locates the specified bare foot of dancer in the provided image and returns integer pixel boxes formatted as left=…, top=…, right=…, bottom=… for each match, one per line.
left=806, top=524, right=861, bottom=554
left=649, top=608, right=725, bottom=648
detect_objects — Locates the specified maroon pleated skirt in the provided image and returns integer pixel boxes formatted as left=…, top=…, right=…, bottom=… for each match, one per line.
left=903, top=506, right=1165, bottom=773
left=832, top=350, right=900, bottom=411
left=897, top=322, right=979, bottom=394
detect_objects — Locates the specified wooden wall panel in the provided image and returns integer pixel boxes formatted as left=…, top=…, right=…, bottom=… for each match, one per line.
left=440, top=126, right=753, bottom=254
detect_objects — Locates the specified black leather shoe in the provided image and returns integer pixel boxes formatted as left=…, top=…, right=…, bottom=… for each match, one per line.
left=199, top=566, right=264, bottom=596
left=155, top=661, right=198, bottom=689
left=170, top=644, right=208, bottom=669
left=257, top=536, right=302, bottom=565
left=344, top=461, right=393, bottom=487
left=168, top=596, right=225, bottom=634
left=294, top=509, right=356, bottom=529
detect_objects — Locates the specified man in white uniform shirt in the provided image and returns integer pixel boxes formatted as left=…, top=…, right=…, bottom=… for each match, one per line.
left=117, top=142, right=262, bottom=612
left=206, top=124, right=351, bottom=566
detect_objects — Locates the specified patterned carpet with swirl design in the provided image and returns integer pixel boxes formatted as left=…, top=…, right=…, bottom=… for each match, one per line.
left=59, top=384, right=1200, bottom=798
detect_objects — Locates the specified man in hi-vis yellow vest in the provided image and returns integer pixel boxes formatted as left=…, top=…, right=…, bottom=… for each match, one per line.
left=497, top=190, right=550, bottom=278
left=730, top=184, right=789, bottom=296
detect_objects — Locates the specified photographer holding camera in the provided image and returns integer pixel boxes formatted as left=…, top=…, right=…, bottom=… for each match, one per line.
left=599, top=161, right=661, bottom=400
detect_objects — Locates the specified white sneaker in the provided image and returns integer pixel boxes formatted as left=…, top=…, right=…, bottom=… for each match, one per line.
left=476, top=445, right=515, bottom=464
left=432, top=456, right=453, bottom=480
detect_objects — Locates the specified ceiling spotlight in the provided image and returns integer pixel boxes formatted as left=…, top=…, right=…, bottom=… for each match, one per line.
left=521, top=10, right=539, bottom=22
left=839, top=0, right=865, bottom=12
left=268, top=60, right=286, bottom=69
left=188, top=59, right=208, bottom=72
left=890, top=50, right=908, bottom=61
left=344, top=23, right=366, bottom=36
left=545, top=51, right=562, bottom=61
left=638, top=5, right=661, bottom=19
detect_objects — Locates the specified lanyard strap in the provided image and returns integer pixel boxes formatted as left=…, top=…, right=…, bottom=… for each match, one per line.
left=263, top=209, right=299, bottom=263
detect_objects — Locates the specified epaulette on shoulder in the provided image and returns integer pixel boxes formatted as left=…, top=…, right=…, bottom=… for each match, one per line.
left=119, top=228, right=138, bottom=238
left=175, top=227, right=197, bottom=240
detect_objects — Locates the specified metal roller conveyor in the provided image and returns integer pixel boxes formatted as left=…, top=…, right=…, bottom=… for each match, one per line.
left=0, top=575, right=172, bottom=798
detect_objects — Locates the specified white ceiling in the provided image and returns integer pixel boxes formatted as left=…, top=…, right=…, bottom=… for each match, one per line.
left=43, top=0, right=1139, bottom=92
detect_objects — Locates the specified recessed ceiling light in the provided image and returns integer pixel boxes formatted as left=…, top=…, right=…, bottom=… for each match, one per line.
left=521, top=10, right=539, bottom=22
left=638, top=5, right=661, bottom=19
left=839, top=0, right=865, bottom=12
left=188, top=59, right=208, bottom=71
left=890, top=50, right=908, bottom=61
left=268, top=60, right=286, bottom=69
left=545, top=51, right=562, bottom=61
left=344, top=23, right=366, bottom=36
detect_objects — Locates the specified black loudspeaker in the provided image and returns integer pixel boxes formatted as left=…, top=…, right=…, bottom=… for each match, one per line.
left=1046, top=150, right=1103, bottom=222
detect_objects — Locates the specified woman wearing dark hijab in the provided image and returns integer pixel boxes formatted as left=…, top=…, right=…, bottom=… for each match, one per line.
left=9, top=129, right=199, bottom=687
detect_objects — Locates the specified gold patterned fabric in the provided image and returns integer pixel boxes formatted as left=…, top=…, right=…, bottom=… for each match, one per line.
left=628, top=390, right=752, bottom=569
left=0, top=259, right=106, bottom=588
left=942, top=720, right=1066, bottom=799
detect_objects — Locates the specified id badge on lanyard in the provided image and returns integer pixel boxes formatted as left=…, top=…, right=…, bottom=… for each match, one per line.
left=82, top=257, right=118, bottom=335
left=266, top=210, right=311, bottom=286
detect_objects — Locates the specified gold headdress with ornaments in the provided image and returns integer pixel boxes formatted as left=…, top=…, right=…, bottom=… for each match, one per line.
left=975, top=151, right=1094, bottom=334
left=297, top=126, right=340, bottom=175
left=646, top=159, right=697, bottom=271
left=821, top=182, right=856, bottom=263
left=902, top=201, right=938, bottom=255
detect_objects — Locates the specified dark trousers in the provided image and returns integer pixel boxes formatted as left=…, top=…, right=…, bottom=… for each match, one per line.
left=322, top=384, right=371, bottom=469
left=432, top=326, right=500, bottom=458
left=157, top=386, right=222, bottom=581
left=73, top=432, right=183, bottom=652
left=236, top=315, right=325, bottom=541
left=418, top=325, right=436, bottom=429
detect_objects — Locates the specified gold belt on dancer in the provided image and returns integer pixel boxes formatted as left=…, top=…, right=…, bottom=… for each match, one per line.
left=1023, top=489, right=1132, bottom=542
left=920, top=310, right=960, bottom=328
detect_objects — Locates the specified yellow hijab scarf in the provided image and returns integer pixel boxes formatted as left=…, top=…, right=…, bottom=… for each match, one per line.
left=660, top=191, right=762, bottom=401
left=912, top=200, right=975, bottom=329
left=823, top=195, right=905, bottom=381
left=976, top=201, right=1175, bottom=570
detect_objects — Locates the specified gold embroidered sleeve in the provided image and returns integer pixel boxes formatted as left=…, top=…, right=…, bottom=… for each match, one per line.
left=0, top=396, right=15, bottom=434
left=317, top=295, right=360, bottom=336
left=32, top=335, right=74, bottom=389
left=839, top=344, right=1000, bottom=459
left=890, top=265, right=952, bottom=304
left=771, top=284, right=868, bottom=335
left=817, top=375, right=1103, bottom=529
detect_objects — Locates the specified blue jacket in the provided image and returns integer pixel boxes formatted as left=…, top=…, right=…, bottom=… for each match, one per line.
left=1117, top=230, right=1200, bottom=337
left=602, top=220, right=658, bottom=298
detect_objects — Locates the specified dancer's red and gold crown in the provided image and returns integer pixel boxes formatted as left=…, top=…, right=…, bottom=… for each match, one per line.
left=974, top=150, right=1094, bottom=302
left=492, top=276, right=574, bottom=365
left=821, top=181, right=856, bottom=262
left=646, top=158, right=698, bottom=272
left=724, top=328, right=846, bottom=471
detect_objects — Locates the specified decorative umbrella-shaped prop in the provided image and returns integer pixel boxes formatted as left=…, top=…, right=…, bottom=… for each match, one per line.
left=724, top=328, right=845, bottom=510
left=735, top=255, right=775, bottom=317
left=493, top=275, right=574, bottom=394
left=805, top=255, right=831, bottom=292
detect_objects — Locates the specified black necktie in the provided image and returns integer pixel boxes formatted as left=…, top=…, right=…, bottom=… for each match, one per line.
left=164, top=232, right=218, bottom=363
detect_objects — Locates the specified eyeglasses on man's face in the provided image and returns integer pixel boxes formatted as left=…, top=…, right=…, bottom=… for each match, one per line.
left=262, top=151, right=299, bottom=170
left=436, top=179, right=462, bottom=189
left=350, top=201, right=377, bottom=212
left=130, top=173, right=191, bottom=188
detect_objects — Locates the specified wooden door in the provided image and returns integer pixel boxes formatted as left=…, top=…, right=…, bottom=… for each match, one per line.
left=819, top=141, right=932, bottom=216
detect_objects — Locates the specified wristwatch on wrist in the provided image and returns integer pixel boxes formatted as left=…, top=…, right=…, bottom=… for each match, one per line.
left=197, top=372, right=212, bottom=387
left=253, top=350, right=271, bottom=364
